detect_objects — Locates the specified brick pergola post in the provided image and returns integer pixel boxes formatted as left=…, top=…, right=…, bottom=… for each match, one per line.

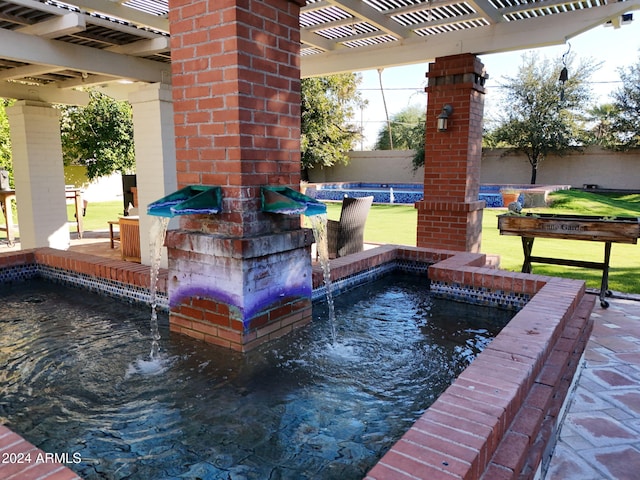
left=416, top=54, right=487, bottom=252
left=164, top=0, right=312, bottom=351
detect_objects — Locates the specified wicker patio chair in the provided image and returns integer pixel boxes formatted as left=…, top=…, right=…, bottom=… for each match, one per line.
left=327, top=196, right=373, bottom=258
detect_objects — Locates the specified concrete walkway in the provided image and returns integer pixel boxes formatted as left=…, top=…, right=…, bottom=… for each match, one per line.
left=545, top=294, right=640, bottom=480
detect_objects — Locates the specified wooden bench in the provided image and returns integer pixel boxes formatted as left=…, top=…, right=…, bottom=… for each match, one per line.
left=1, top=189, right=16, bottom=246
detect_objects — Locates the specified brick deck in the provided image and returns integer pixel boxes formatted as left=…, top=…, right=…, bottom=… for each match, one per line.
left=0, top=244, right=593, bottom=479
left=0, top=425, right=80, bottom=480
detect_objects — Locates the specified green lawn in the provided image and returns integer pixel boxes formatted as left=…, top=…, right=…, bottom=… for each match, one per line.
left=2, top=200, right=123, bottom=235
left=67, top=200, right=123, bottom=231
left=7, top=191, right=640, bottom=294
left=325, top=190, right=640, bottom=294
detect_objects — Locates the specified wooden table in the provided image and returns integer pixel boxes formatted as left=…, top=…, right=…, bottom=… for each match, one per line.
left=498, top=213, right=640, bottom=308
left=108, top=220, right=120, bottom=249
left=0, top=189, right=16, bottom=246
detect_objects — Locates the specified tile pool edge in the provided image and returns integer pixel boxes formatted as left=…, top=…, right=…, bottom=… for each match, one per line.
left=0, top=244, right=594, bottom=480
left=0, top=248, right=170, bottom=311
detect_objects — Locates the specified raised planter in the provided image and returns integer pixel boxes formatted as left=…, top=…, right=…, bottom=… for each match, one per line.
left=498, top=213, right=640, bottom=307
left=498, top=213, right=640, bottom=243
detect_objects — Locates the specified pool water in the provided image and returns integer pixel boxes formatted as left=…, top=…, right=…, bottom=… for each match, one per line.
left=309, top=182, right=533, bottom=206
left=0, top=276, right=513, bottom=479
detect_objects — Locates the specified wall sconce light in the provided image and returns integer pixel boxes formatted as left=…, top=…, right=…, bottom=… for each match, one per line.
left=437, top=104, right=453, bottom=132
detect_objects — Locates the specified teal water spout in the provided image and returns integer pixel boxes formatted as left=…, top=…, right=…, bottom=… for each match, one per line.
left=148, top=186, right=223, bottom=217
left=261, top=186, right=327, bottom=216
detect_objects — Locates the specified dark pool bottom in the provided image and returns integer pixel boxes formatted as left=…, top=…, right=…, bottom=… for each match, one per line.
left=0, top=276, right=513, bottom=480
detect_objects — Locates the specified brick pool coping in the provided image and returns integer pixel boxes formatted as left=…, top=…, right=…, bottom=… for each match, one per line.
left=0, top=245, right=594, bottom=480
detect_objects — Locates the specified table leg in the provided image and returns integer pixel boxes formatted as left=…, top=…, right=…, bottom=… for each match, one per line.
left=1, top=195, right=15, bottom=246
left=109, top=222, right=115, bottom=249
left=599, top=241, right=612, bottom=308
left=74, top=191, right=84, bottom=239
left=521, top=237, right=534, bottom=273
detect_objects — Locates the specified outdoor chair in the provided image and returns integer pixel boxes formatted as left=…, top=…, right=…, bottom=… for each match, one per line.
left=119, top=216, right=141, bottom=263
left=327, top=196, right=373, bottom=258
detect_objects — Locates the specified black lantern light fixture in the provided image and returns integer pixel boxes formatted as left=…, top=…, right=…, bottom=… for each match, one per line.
left=437, top=104, right=453, bottom=132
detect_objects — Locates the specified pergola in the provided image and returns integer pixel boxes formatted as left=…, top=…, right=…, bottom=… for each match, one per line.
left=0, top=0, right=638, bottom=103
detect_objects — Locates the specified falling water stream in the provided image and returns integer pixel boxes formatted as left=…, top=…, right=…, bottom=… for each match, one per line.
left=307, top=213, right=337, bottom=344
left=148, top=216, right=170, bottom=359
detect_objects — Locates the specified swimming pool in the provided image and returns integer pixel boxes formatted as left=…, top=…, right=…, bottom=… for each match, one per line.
left=308, top=182, right=569, bottom=207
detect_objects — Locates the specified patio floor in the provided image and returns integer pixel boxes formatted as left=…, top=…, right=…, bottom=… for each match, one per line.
left=544, top=295, right=640, bottom=480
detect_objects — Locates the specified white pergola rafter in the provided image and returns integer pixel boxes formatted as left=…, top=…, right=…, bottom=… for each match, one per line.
left=301, top=0, right=640, bottom=76
left=0, top=65, right=67, bottom=81
left=467, top=0, right=505, bottom=24
left=326, top=0, right=416, bottom=39
left=0, top=0, right=638, bottom=103
left=55, top=0, right=169, bottom=32
left=17, top=12, right=86, bottom=38
left=0, top=27, right=169, bottom=86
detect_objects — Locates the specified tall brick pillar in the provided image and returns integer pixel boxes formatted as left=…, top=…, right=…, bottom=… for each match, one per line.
left=416, top=54, right=487, bottom=252
left=165, top=0, right=312, bottom=351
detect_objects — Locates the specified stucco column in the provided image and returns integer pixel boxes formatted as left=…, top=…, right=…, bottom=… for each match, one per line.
left=129, top=82, right=178, bottom=267
left=416, top=54, right=487, bottom=252
left=7, top=101, right=70, bottom=250
left=165, top=0, right=311, bottom=351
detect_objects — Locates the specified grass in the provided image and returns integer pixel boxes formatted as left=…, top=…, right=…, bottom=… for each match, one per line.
left=529, top=190, right=640, bottom=217
left=324, top=202, right=417, bottom=246
left=2, top=200, right=123, bottom=235
left=326, top=190, right=640, bottom=294
left=5, top=191, right=640, bottom=294
left=67, top=200, right=123, bottom=231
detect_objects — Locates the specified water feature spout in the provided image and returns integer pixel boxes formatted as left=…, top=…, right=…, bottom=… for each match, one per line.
left=146, top=185, right=221, bottom=358
left=147, top=185, right=223, bottom=217
left=261, top=186, right=327, bottom=216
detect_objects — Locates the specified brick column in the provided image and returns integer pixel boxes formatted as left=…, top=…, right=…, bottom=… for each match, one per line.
left=416, top=54, right=487, bottom=252
left=165, top=0, right=312, bottom=351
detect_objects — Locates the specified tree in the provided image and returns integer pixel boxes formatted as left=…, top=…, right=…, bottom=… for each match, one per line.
left=60, top=90, right=135, bottom=180
left=586, top=103, right=619, bottom=149
left=373, top=104, right=426, bottom=172
left=301, top=74, right=365, bottom=177
left=608, top=56, right=640, bottom=150
left=373, top=104, right=425, bottom=151
left=485, top=52, right=596, bottom=184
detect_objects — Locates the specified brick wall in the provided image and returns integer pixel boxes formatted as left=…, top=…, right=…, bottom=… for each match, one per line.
left=168, top=0, right=303, bottom=237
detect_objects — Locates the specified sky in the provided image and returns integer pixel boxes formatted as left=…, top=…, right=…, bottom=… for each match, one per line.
left=354, top=17, right=640, bottom=149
